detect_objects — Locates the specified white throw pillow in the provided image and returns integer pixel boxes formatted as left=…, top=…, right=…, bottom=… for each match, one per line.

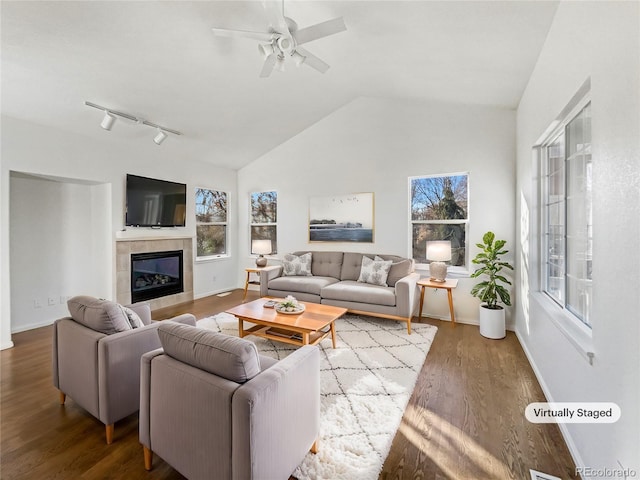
left=358, top=256, right=392, bottom=286
left=282, top=252, right=313, bottom=276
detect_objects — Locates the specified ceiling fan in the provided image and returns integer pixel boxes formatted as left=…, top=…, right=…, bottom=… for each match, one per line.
left=212, top=0, right=347, bottom=77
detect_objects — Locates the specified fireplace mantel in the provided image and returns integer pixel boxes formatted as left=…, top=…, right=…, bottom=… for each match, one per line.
left=116, top=237, right=194, bottom=309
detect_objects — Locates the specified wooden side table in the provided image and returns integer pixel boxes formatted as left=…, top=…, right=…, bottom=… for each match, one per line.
left=417, top=278, right=458, bottom=327
left=243, top=267, right=263, bottom=301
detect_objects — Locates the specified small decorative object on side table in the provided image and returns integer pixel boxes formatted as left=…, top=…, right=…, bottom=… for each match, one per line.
left=417, top=278, right=458, bottom=327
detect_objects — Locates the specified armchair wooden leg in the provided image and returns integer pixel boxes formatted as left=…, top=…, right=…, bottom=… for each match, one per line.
left=105, top=424, right=114, bottom=445
left=58, top=391, right=66, bottom=405
left=310, top=440, right=318, bottom=454
left=143, top=446, right=153, bottom=471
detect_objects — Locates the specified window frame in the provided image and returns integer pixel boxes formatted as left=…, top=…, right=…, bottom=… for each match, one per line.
left=538, top=93, right=592, bottom=334
left=249, top=190, right=278, bottom=256
left=195, top=187, right=229, bottom=261
left=408, top=172, right=470, bottom=275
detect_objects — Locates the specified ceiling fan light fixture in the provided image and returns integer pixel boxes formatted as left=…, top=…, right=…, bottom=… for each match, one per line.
left=258, top=42, right=275, bottom=58
left=101, top=111, right=116, bottom=130
left=276, top=55, right=286, bottom=72
left=291, top=50, right=306, bottom=67
left=153, top=129, right=168, bottom=145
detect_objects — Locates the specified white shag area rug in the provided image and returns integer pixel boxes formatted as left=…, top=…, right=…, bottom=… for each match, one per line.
left=196, top=313, right=437, bottom=480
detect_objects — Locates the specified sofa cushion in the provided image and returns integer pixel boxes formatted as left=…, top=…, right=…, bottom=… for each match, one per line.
left=157, top=323, right=261, bottom=383
left=321, top=281, right=397, bottom=307
left=282, top=252, right=313, bottom=276
left=67, top=296, right=132, bottom=335
left=340, top=252, right=366, bottom=281
left=358, top=256, right=392, bottom=286
left=269, top=276, right=339, bottom=296
left=295, top=251, right=343, bottom=278
left=375, top=256, right=414, bottom=287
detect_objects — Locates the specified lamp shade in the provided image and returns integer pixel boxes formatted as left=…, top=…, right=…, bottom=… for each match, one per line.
left=252, top=239, right=272, bottom=255
left=426, top=241, right=452, bottom=262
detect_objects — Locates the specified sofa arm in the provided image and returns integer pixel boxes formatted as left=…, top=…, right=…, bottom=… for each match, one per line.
left=139, top=348, right=165, bottom=448
left=259, top=265, right=283, bottom=297
left=232, top=345, right=320, bottom=480
left=53, top=318, right=106, bottom=419
left=395, top=272, right=421, bottom=318
left=97, top=323, right=162, bottom=425
left=165, top=313, right=197, bottom=326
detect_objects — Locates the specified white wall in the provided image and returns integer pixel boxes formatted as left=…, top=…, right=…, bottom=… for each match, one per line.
left=238, top=96, right=516, bottom=325
left=1, top=116, right=239, bottom=345
left=515, top=1, right=640, bottom=473
left=9, top=174, right=110, bottom=332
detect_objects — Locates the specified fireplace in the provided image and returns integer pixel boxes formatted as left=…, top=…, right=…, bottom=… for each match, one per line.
left=131, top=250, right=184, bottom=303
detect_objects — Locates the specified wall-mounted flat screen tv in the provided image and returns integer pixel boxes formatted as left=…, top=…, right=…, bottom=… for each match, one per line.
left=125, top=174, right=187, bottom=227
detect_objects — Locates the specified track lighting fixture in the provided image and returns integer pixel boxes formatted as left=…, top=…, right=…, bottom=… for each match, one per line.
left=85, top=101, right=182, bottom=145
left=153, top=129, right=168, bottom=145
left=101, top=111, right=116, bottom=130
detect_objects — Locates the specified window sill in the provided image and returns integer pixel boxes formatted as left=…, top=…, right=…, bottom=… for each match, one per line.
left=531, top=292, right=595, bottom=365
left=195, top=254, right=231, bottom=264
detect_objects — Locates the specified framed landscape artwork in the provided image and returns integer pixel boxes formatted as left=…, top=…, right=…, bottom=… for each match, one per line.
left=309, top=193, right=374, bottom=243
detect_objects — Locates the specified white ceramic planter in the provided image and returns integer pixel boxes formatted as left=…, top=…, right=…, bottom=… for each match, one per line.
left=479, top=305, right=506, bottom=339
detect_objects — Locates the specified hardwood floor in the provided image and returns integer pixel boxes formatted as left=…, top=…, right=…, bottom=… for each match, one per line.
left=1, top=289, right=578, bottom=479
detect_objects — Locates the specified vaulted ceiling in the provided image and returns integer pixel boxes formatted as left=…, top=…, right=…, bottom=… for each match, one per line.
left=1, top=1, right=559, bottom=170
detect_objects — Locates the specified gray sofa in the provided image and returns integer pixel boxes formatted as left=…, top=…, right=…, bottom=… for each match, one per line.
left=260, top=251, right=420, bottom=333
left=52, top=296, right=196, bottom=443
left=140, top=322, right=320, bottom=480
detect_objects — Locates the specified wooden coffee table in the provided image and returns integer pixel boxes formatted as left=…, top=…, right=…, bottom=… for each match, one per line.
left=225, top=298, right=347, bottom=348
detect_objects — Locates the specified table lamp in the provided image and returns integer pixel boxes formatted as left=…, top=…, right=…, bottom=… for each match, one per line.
left=252, top=239, right=272, bottom=267
left=426, top=241, right=451, bottom=283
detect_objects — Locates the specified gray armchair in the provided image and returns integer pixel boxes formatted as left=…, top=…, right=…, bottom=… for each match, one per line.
left=52, top=296, right=196, bottom=444
left=140, top=322, right=320, bottom=480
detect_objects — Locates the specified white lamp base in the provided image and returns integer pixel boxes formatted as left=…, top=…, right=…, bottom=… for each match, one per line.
left=255, top=255, right=267, bottom=267
left=429, top=261, right=447, bottom=283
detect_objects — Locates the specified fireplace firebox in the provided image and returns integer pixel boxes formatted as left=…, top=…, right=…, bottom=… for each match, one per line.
left=131, top=250, right=184, bottom=303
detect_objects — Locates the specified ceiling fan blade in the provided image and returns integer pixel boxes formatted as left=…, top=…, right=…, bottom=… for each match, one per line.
left=259, top=54, right=277, bottom=78
left=261, top=0, right=289, bottom=33
left=293, top=17, right=346, bottom=46
left=211, top=27, right=274, bottom=42
left=295, top=47, right=330, bottom=74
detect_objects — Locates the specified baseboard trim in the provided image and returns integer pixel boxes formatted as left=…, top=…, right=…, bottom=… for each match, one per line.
left=1, top=340, right=15, bottom=350
left=418, top=313, right=516, bottom=331
left=515, top=329, right=585, bottom=473
left=11, top=319, right=55, bottom=334
left=194, top=287, right=237, bottom=300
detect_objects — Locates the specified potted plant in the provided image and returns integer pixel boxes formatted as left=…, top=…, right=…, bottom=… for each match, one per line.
left=470, top=231, right=514, bottom=339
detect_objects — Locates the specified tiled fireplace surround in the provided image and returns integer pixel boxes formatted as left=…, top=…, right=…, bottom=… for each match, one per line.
left=116, top=237, right=194, bottom=309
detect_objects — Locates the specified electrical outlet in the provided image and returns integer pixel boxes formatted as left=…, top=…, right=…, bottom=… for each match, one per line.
left=48, top=296, right=57, bottom=306
left=34, top=299, right=42, bottom=308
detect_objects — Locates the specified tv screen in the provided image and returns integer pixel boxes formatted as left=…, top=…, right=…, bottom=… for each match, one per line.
left=125, top=174, right=187, bottom=227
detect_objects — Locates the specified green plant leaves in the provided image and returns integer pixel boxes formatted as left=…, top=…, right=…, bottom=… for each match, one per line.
left=470, top=231, right=513, bottom=308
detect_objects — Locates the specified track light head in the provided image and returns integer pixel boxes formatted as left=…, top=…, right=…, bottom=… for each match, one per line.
left=153, top=129, right=168, bottom=145
left=101, top=111, right=116, bottom=130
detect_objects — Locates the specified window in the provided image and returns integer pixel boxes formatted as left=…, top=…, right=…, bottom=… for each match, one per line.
left=250, top=191, right=277, bottom=254
left=410, top=174, right=468, bottom=269
left=541, top=102, right=592, bottom=327
left=195, top=188, right=228, bottom=259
